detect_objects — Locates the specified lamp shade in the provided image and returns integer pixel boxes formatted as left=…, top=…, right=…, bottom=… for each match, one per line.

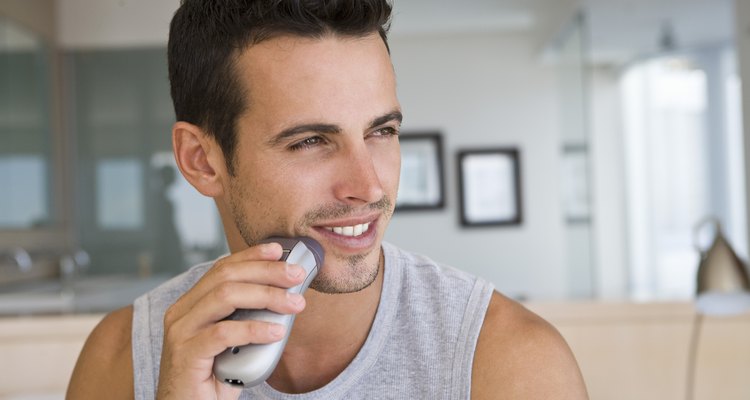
left=695, top=220, right=750, bottom=316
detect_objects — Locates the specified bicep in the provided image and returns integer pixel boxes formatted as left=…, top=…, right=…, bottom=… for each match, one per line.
left=67, top=306, right=135, bottom=400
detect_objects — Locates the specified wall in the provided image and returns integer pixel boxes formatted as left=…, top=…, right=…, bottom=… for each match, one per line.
left=589, top=66, right=628, bottom=299
left=737, top=0, right=750, bottom=260
left=56, top=0, right=179, bottom=49
left=0, top=0, right=55, bottom=41
left=386, top=32, right=567, bottom=300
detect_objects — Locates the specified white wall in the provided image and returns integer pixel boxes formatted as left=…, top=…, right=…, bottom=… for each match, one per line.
left=737, top=0, right=750, bottom=261
left=0, top=0, right=55, bottom=41
left=386, top=32, right=567, bottom=300
left=56, top=0, right=179, bottom=49
left=589, top=67, right=628, bottom=299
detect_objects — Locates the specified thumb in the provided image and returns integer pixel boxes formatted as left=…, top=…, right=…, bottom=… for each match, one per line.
left=214, top=376, right=243, bottom=400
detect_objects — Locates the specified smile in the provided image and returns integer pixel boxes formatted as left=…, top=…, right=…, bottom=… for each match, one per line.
left=323, top=223, right=371, bottom=237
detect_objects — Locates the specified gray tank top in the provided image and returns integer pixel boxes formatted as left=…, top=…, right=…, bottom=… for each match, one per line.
left=132, top=242, right=494, bottom=399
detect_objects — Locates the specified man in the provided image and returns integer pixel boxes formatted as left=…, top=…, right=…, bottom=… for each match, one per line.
left=68, top=1, right=588, bottom=399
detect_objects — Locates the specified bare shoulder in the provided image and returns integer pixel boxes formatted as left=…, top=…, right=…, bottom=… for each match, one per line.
left=67, top=305, right=134, bottom=400
left=471, top=292, right=588, bottom=400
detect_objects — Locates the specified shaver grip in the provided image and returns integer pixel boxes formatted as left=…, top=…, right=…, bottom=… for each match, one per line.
left=212, top=236, right=324, bottom=388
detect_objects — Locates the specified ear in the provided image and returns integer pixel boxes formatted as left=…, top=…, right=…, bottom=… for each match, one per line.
left=172, top=121, right=227, bottom=198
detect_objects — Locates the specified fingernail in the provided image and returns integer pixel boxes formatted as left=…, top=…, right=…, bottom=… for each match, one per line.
left=261, top=243, right=278, bottom=254
left=288, top=292, right=305, bottom=307
left=268, top=324, right=285, bottom=338
left=286, top=264, right=305, bottom=279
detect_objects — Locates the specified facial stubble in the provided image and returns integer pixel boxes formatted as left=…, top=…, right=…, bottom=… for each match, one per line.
left=227, top=178, right=393, bottom=294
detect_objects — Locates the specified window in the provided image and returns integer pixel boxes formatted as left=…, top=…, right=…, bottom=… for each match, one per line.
left=622, top=48, right=746, bottom=300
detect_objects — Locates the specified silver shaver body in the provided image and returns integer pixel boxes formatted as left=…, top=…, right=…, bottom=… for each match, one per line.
left=213, top=237, right=324, bottom=388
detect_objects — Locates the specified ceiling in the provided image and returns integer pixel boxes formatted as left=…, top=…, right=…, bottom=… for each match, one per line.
left=390, top=0, right=542, bottom=35
left=391, top=0, right=736, bottom=66
left=585, top=0, right=735, bottom=65
left=44, top=0, right=737, bottom=64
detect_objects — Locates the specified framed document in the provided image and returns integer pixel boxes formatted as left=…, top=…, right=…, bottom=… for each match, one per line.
left=396, top=133, right=445, bottom=211
left=457, top=148, right=522, bottom=226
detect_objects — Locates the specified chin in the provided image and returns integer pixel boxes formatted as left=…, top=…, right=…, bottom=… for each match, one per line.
left=309, top=252, right=380, bottom=294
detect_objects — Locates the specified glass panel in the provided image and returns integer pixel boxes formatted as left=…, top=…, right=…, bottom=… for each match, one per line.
left=0, top=156, right=47, bottom=226
left=556, top=13, right=595, bottom=299
left=96, top=159, right=143, bottom=230
left=0, top=17, right=53, bottom=228
left=70, top=49, right=226, bottom=278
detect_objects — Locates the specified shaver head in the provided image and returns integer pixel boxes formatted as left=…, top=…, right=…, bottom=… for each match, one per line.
left=260, top=236, right=324, bottom=266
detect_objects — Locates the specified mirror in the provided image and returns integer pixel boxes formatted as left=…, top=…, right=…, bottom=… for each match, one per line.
left=0, top=16, right=54, bottom=228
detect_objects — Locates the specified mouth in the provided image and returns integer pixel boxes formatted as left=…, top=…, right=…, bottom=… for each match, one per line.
left=322, top=222, right=371, bottom=237
left=312, top=215, right=380, bottom=251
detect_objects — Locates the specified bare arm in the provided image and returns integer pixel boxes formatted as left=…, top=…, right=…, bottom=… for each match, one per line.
left=67, top=306, right=134, bottom=400
left=67, top=242, right=307, bottom=400
left=471, top=292, right=588, bottom=400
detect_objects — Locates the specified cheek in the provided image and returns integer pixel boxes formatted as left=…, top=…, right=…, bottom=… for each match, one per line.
left=375, top=145, right=402, bottom=195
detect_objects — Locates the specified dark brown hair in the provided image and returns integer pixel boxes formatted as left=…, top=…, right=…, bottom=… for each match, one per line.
left=168, top=0, right=393, bottom=174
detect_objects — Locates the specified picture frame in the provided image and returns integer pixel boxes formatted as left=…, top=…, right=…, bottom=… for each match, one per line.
left=395, top=132, right=445, bottom=211
left=457, top=148, right=522, bottom=227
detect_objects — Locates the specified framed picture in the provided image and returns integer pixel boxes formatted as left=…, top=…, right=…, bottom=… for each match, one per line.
left=457, top=148, right=522, bottom=226
left=396, top=132, right=445, bottom=211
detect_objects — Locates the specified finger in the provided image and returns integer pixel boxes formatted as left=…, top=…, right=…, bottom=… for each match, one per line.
left=220, top=241, right=283, bottom=264
left=187, top=319, right=288, bottom=360
left=167, top=247, right=306, bottom=324
left=169, top=260, right=306, bottom=322
left=172, top=282, right=306, bottom=334
left=209, top=258, right=307, bottom=291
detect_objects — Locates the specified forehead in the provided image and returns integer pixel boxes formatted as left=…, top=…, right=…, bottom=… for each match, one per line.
left=233, top=33, right=398, bottom=131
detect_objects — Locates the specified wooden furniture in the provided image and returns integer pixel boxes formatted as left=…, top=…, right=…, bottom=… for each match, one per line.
left=2, top=302, right=750, bottom=399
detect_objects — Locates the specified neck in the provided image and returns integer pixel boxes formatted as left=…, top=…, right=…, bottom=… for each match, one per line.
left=266, top=250, right=385, bottom=393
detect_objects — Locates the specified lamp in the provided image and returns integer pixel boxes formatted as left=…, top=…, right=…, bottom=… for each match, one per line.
left=693, top=217, right=750, bottom=316
left=686, top=217, right=750, bottom=400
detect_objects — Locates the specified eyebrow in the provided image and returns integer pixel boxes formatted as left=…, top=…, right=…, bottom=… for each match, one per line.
left=267, top=109, right=403, bottom=147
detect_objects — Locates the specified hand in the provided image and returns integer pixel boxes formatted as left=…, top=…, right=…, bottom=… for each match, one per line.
left=156, top=242, right=307, bottom=399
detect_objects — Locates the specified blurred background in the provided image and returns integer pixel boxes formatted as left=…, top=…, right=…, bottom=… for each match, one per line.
left=1, top=0, right=749, bottom=398
left=1, top=0, right=745, bottom=302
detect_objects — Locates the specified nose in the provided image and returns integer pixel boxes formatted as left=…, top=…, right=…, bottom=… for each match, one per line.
left=332, top=142, right=385, bottom=205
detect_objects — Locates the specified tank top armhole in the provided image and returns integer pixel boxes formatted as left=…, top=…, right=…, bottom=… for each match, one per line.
left=450, top=278, right=495, bottom=399
left=132, top=293, right=156, bottom=400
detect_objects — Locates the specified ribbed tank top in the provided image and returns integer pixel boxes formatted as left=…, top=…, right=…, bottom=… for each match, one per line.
left=132, top=242, right=494, bottom=399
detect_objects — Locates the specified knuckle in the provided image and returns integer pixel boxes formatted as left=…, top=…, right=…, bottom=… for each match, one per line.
left=212, top=322, right=233, bottom=343
left=265, top=261, right=277, bottom=276
left=263, top=285, right=277, bottom=301
left=246, top=321, right=271, bottom=340
left=214, top=282, right=235, bottom=303
left=214, top=262, right=235, bottom=282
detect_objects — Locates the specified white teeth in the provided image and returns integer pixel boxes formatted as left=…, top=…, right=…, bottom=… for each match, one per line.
left=326, top=223, right=370, bottom=237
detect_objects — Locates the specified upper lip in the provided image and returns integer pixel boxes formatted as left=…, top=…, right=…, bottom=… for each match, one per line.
left=314, top=213, right=379, bottom=228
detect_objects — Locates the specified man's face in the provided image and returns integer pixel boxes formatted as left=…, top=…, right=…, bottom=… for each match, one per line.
left=224, top=33, right=401, bottom=294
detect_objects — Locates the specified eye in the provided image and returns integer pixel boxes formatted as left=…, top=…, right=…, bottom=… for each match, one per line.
left=289, top=136, right=326, bottom=151
left=372, top=126, right=400, bottom=138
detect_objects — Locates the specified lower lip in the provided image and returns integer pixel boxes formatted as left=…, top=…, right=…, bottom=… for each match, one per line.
left=312, top=219, right=379, bottom=252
